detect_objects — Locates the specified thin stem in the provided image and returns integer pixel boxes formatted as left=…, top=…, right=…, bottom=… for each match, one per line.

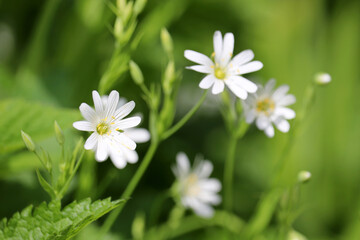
left=223, top=133, right=238, bottom=211
left=99, top=140, right=159, bottom=237
left=161, top=90, right=208, bottom=140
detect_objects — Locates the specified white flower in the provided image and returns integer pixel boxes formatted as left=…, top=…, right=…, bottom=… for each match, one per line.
left=184, top=30, right=263, bottom=99
left=314, top=72, right=331, bottom=85
left=243, top=79, right=296, bottom=138
left=172, top=152, right=221, bottom=218
left=73, top=90, right=149, bottom=169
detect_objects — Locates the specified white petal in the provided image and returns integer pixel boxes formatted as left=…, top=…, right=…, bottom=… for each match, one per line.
left=226, top=81, right=248, bottom=99
left=79, top=103, right=96, bottom=122
left=116, top=133, right=137, bottom=150
left=272, top=85, right=290, bottom=101
left=245, top=110, right=256, bottom=123
left=186, top=65, right=212, bottom=74
left=73, top=121, right=94, bottom=131
left=264, top=125, right=275, bottom=138
left=92, top=90, right=104, bottom=114
left=105, top=90, right=119, bottom=118
left=114, top=101, right=135, bottom=120
left=237, top=61, right=263, bottom=75
left=109, top=151, right=127, bottom=169
left=220, top=32, right=234, bottom=65
left=274, top=118, right=290, bottom=133
left=124, top=128, right=150, bottom=143
left=84, top=133, right=98, bottom=150
left=256, top=116, right=270, bottom=130
left=228, top=76, right=257, bottom=93
left=184, top=50, right=213, bottom=66
left=176, top=152, right=190, bottom=177
left=195, top=160, right=213, bottom=179
left=277, top=94, right=296, bottom=106
left=123, top=147, right=138, bottom=163
left=198, top=179, right=221, bottom=192
left=190, top=198, right=214, bottom=218
left=95, top=137, right=108, bottom=162
left=211, top=80, right=225, bottom=94
left=230, top=49, right=254, bottom=66
left=274, top=107, right=296, bottom=119
left=199, top=75, right=216, bottom=89
left=213, top=31, right=223, bottom=63
left=115, top=116, right=141, bottom=130
left=197, top=191, right=222, bottom=205
left=264, top=79, right=276, bottom=94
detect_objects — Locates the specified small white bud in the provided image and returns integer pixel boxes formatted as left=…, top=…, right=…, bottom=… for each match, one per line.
left=298, top=171, right=311, bottom=183
left=315, top=73, right=331, bottom=85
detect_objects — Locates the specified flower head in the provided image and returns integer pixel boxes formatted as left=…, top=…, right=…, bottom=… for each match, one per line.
left=172, top=152, right=221, bottom=218
left=184, top=30, right=263, bottom=99
left=243, top=79, right=296, bottom=138
left=73, top=90, right=149, bottom=169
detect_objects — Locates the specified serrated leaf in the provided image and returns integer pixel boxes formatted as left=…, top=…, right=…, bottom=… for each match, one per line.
left=0, top=99, right=80, bottom=155
left=0, top=198, right=124, bottom=240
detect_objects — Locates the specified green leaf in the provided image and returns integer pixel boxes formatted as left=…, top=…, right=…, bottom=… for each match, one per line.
left=0, top=98, right=80, bottom=155
left=0, top=198, right=124, bottom=240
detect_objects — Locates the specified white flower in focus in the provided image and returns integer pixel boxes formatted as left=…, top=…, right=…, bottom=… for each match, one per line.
left=243, top=79, right=296, bottom=138
left=184, top=30, right=263, bottom=99
left=73, top=90, right=148, bottom=169
left=172, top=152, right=221, bottom=218
left=315, top=72, right=331, bottom=85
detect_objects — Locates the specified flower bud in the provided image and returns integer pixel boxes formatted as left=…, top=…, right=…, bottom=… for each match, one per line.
left=163, top=61, right=175, bottom=94
left=314, top=73, right=331, bottom=85
left=54, top=121, right=65, bottom=145
left=288, top=229, right=307, bottom=240
left=298, top=170, right=311, bottom=183
left=129, top=60, right=144, bottom=85
left=161, top=28, right=173, bottom=56
left=21, top=130, right=36, bottom=152
left=134, top=0, right=147, bottom=15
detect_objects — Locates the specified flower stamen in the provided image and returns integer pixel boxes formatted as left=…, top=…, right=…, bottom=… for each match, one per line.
left=256, top=98, right=275, bottom=115
left=96, top=122, right=110, bottom=135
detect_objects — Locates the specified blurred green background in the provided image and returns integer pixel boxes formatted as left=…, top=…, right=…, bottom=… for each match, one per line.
left=0, top=0, right=359, bottom=239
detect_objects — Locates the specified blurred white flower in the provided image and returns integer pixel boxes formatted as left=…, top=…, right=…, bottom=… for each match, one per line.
left=184, top=30, right=263, bottom=99
left=243, top=79, right=296, bottom=138
left=73, top=90, right=149, bottom=169
left=172, top=152, right=221, bottom=218
left=314, top=72, right=331, bottom=85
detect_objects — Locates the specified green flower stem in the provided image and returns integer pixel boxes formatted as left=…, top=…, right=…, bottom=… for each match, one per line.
left=242, top=81, right=319, bottom=239
left=145, top=210, right=245, bottom=240
left=99, top=139, right=159, bottom=237
left=161, top=90, right=208, bottom=141
left=223, top=133, right=238, bottom=211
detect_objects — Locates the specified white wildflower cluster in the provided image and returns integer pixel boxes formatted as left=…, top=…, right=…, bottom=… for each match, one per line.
left=185, top=30, right=297, bottom=138
left=172, top=152, right=221, bottom=218
left=73, top=90, right=149, bottom=169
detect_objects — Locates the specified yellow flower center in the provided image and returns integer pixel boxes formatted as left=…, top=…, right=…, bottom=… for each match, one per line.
left=256, top=98, right=275, bottom=115
left=184, top=173, right=200, bottom=196
left=96, top=122, right=110, bottom=135
left=214, top=67, right=226, bottom=80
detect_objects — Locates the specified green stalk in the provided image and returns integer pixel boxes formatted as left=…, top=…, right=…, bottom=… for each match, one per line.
left=161, top=90, right=208, bottom=140
left=223, top=133, right=238, bottom=211
left=99, top=140, right=159, bottom=237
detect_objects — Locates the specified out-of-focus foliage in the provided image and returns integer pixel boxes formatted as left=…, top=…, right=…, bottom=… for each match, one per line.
left=0, top=0, right=359, bottom=239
